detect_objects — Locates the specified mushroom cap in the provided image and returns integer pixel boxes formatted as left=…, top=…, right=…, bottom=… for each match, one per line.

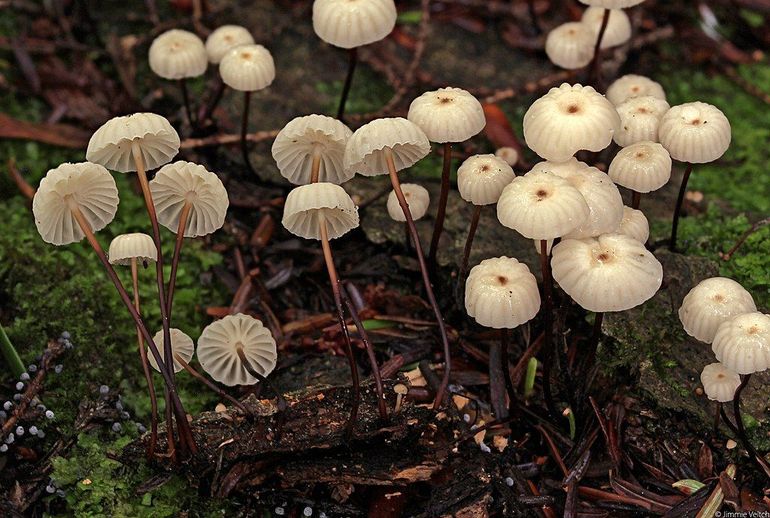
left=343, top=117, right=430, bottom=177
left=613, top=96, right=671, bottom=146
left=545, top=22, right=595, bottom=70
left=465, top=256, right=541, bottom=329
left=551, top=233, right=663, bottom=312
left=33, top=162, right=119, bottom=246
left=219, top=44, right=275, bottom=92
left=197, top=313, right=278, bottom=386
left=551, top=164, right=624, bottom=239
left=205, top=25, right=255, bottom=64
left=87, top=113, right=180, bottom=173
left=606, top=74, right=666, bottom=106
left=497, top=170, right=590, bottom=240
left=577, top=0, right=645, bottom=7
left=312, top=0, right=397, bottom=49
left=149, top=328, right=194, bottom=373
left=108, top=233, right=158, bottom=265
left=149, top=161, right=229, bottom=237
left=387, top=183, right=429, bottom=221
left=271, top=114, right=353, bottom=185
left=679, top=277, right=757, bottom=344
left=495, top=147, right=519, bottom=166
left=282, top=182, right=359, bottom=240
left=148, top=29, right=207, bottom=80
left=712, top=312, right=770, bottom=375
left=457, top=154, right=515, bottom=206
left=582, top=7, right=631, bottom=48
left=700, top=363, right=741, bottom=403
left=658, top=102, right=731, bottom=164
left=530, top=157, right=591, bottom=176
left=616, top=206, right=649, bottom=243
left=407, top=87, right=486, bottom=143
left=608, top=141, right=672, bottom=193
left=523, top=83, right=620, bottom=162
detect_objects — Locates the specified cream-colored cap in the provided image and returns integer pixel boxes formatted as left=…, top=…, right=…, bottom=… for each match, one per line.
left=606, top=74, right=666, bottom=106
left=149, top=328, right=195, bottom=373
left=614, top=96, right=670, bottom=146
left=578, top=0, right=645, bottom=6
left=282, top=183, right=359, bottom=240
left=679, top=277, right=757, bottom=344
left=582, top=7, right=631, bottom=48
left=530, top=157, right=590, bottom=177
left=87, top=113, right=180, bottom=173
left=608, top=141, right=671, bottom=193
left=271, top=114, right=353, bottom=185
left=33, top=162, right=119, bottom=246
left=545, top=22, right=595, bottom=70
left=343, top=117, right=430, bottom=177
left=700, top=363, right=741, bottom=403
left=457, top=154, right=515, bottom=206
left=658, top=102, right=731, bottom=164
left=495, top=147, right=519, bottom=167
left=387, top=183, right=429, bottom=221
left=465, top=256, right=541, bottom=329
left=616, top=206, right=649, bottom=243
left=197, top=313, right=278, bottom=386
left=551, top=233, right=663, bottom=312
left=108, top=233, right=158, bottom=265
left=312, top=0, right=397, bottom=49
left=407, top=87, right=486, bottom=143
left=552, top=165, right=624, bottom=239
left=219, top=44, right=275, bottom=92
left=712, top=312, right=770, bottom=375
left=205, top=25, right=255, bottom=64
left=149, top=161, right=228, bottom=237
left=523, top=83, right=620, bottom=162
left=149, top=29, right=207, bottom=80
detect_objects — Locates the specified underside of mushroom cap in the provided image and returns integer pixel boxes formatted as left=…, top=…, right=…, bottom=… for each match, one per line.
left=457, top=154, right=516, bottom=206
left=606, top=74, right=666, bottom=106
left=387, top=183, right=430, bottom=221
left=312, top=0, right=397, bottom=49
left=658, top=102, right=732, bottom=164
left=219, top=44, right=276, bottom=92
left=149, top=29, right=207, bottom=80
left=86, top=113, right=180, bottom=173
left=679, top=277, right=757, bottom=344
left=205, top=25, right=255, bottom=64
left=282, top=182, right=359, bottom=240
left=108, top=233, right=158, bottom=265
left=609, top=141, right=672, bottom=193
left=712, top=312, right=770, bottom=375
left=344, top=117, right=431, bottom=177
left=700, top=362, right=741, bottom=403
left=407, top=87, right=486, bottom=143
left=149, top=328, right=195, bottom=373
left=33, top=162, right=119, bottom=246
left=545, top=22, right=595, bottom=70
left=197, top=313, right=278, bottom=386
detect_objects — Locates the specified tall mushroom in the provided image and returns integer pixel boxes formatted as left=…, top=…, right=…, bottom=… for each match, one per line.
left=700, top=362, right=741, bottom=436
left=608, top=142, right=671, bottom=209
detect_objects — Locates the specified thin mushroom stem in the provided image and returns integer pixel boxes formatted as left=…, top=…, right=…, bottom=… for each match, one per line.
left=173, top=353, right=251, bottom=416
left=631, top=191, right=642, bottom=210
left=669, top=162, right=693, bottom=252
left=489, top=335, right=508, bottom=420
left=429, top=142, right=453, bottom=269
left=131, top=258, right=159, bottom=458
left=179, top=78, right=195, bottom=128
left=384, top=148, right=452, bottom=410
left=719, top=404, right=740, bottom=437
left=241, top=91, right=256, bottom=175
left=500, top=328, right=517, bottom=415
left=310, top=144, right=323, bottom=184
left=235, top=346, right=288, bottom=418
left=713, top=401, right=721, bottom=437
left=526, top=0, right=542, bottom=34
left=458, top=205, right=482, bottom=289
left=166, top=201, right=192, bottom=316
left=337, top=47, right=358, bottom=123
left=199, top=78, right=226, bottom=124
left=732, top=374, right=770, bottom=478
left=319, top=214, right=361, bottom=435
left=539, top=239, right=558, bottom=418
left=589, top=8, right=611, bottom=87
left=585, top=312, right=604, bottom=370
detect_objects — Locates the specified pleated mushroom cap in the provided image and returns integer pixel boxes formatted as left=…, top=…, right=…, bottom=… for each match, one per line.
left=205, top=25, right=255, bottom=64
left=606, top=74, right=666, bottom=106
left=523, top=83, right=620, bottom=162
left=551, top=233, right=663, bottom=312
left=197, top=314, right=277, bottom=386
left=614, top=96, right=671, bottom=146
left=149, top=161, right=229, bottom=237
left=407, top=87, right=486, bottom=143
left=271, top=114, right=353, bottom=185
left=282, top=183, right=359, bottom=240
left=465, top=256, right=541, bottom=329
left=530, top=157, right=590, bottom=177
left=149, top=328, right=194, bottom=373
left=344, top=117, right=430, bottom=177
left=387, top=183, right=429, bottom=222
left=87, top=113, right=180, bottom=173
left=679, top=277, right=757, bottom=344
left=312, top=0, right=397, bottom=49
left=616, top=206, right=649, bottom=243
left=551, top=165, right=624, bottom=239
left=545, top=23, right=595, bottom=70
left=608, top=141, right=672, bottom=193
left=33, top=162, right=119, bottom=246
left=108, top=233, right=158, bottom=265
left=457, top=154, right=515, bottom=206
left=712, top=312, right=770, bottom=375
left=219, top=44, right=275, bottom=92
left=658, top=102, right=731, bottom=164
left=495, top=147, right=519, bottom=167
left=149, top=29, right=207, bottom=80
left=497, top=170, right=590, bottom=240
left=578, top=0, right=645, bottom=7
left=581, top=7, right=631, bottom=48
left=700, top=363, right=741, bottom=403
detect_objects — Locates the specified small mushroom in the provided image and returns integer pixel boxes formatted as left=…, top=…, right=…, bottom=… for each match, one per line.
left=393, top=383, right=408, bottom=414
left=615, top=206, right=649, bottom=243
left=387, top=183, right=429, bottom=222
left=679, top=277, right=756, bottom=344
left=613, top=96, right=670, bottom=147
left=149, top=328, right=195, bottom=373
left=701, top=362, right=740, bottom=403
left=578, top=0, right=645, bottom=6
left=545, top=22, right=595, bottom=70
left=205, top=25, right=255, bottom=65
left=606, top=74, right=666, bottom=106
left=581, top=7, right=631, bottom=49
left=495, top=147, right=519, bottom=167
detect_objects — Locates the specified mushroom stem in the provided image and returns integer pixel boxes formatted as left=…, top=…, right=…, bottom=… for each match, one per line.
left=131, top=258, right=159, bottom=459
left=539, top=239, right=558, bottom=418
left=589, top=8, right=611, bottom=87
left=310, top=145, right=323, bottom=184
left=713, top=401, right=721, bottom=437
left=241, top=91, right=256, bottom=175
left=489, top=337, right=508, bottom=420
left=336, top=47, right=358, bottom=123
left=500, top=328, right=517, bottom=414
left=199, top=78, right=226, bottom=124
left=732, top=374, right=770, bottom=478
left=527, top=0, right=542, bottom=34
left=429, top=142, right=453, bottom=269
left=586, top=312, right=604, bottom=368
left=179, top=78, right=195, bottom=127
left=318, top=214, right=361, bottom=435
left=166, top=201, right=192, bottom=316
left=384, top=148, right=452, bottom=410
left=669, top=162, right=693, bottom=252
left=173, top=353, right=251, bottom=416
left=235, top=347, right=288, bottom=415
left=458, top=205, right=482, bottom=291
left=69, top=205, right=197, bottom=457
left=631, top=191, right=642, bottom=210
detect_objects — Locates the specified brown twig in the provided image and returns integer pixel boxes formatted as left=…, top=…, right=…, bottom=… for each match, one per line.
left=720, top=217, right=770, bottom=261
left=7, top=158, right=35, bottom=199
left=180, top=129, right=279, bottom=150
